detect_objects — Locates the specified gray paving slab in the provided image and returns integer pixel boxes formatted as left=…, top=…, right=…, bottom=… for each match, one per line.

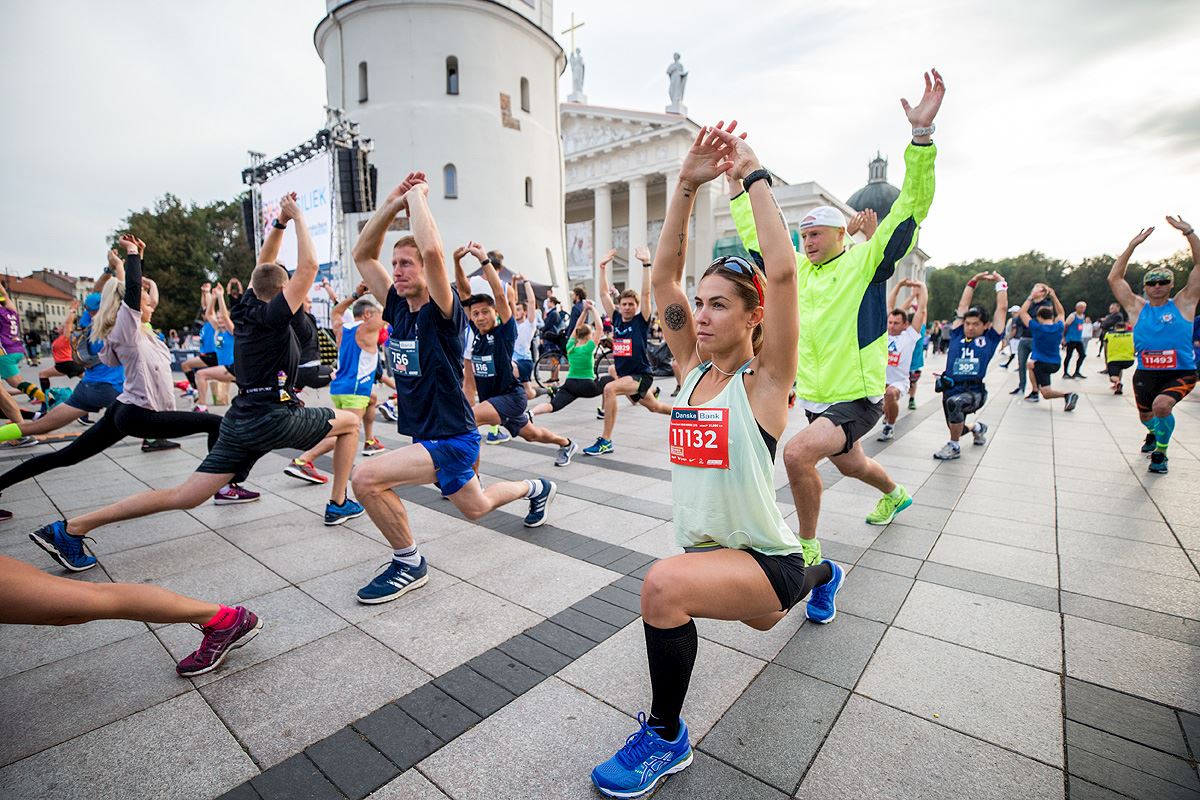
left=1066, top=677, right=1189, bottom=757
left=941, top=509, right=1059, bottom=553
left=857, top=627, right=1064, bottom=765
left=867, top=523, right=940, bottom=559
left=187, top=491, right=310, bottom=529
left=416, top=526, right=542, bottom=580
left=1065, top=748, right=1198, bottom=800
left=470, top=549, right=619, bottom=616
left=653, top=749, right=789, bottom=799
left=151, top=551, right=291, bottom=608
left=701, top=663, right=847, bottom=792
left=695, top=606, right=807, bottom=662
left=558, top=620, right=765, bottom=740
left=0, top=631, right=187, bottom=766
left=0, top=691, right=257, bottom=800
left=200, top=628, right=428, bottom=768
left=855, top=548, right=922, bottom=577
left=1062, top=591, right=1200, bottom=647
left=1066, top=719, right=1200, bottom=792
left=367, top=770, right=451, bottom=799
left=100, top=530, right=240, bottom=582
left=832, top=565, right=913, bottom=624
left=299, top=558, right=460, bottom=625
left=306, top=727, right=401, bottom=800
left=0, top=616, right=146, bottom=680
left=418, top=677, right=636, bottom=800
left=254, top=527, right=385, bottom=583
left=213, top=508, right=330, bottom=554
left=1059, top=529, right=1199, bottom=581
left=1065, top=617, right=1200, bottom=714
left=929, top=533, right=1060, bottom=587
left=797, top=695, right=1064, bottom=800
left=917, top=560, right=1060, bottom=611
left=1060, top=556, right=1200, bottom=620
left=893, top=581, right=1062, bottom=670
left=774, top=610, right=886, bottom=689
left=359, top=581, right=541, bottom=676
left=86, top=509, right=211, bottom=555
left=353, top=703, right=442, bottom=771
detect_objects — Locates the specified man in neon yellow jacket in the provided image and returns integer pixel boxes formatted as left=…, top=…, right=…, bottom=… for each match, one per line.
left=729, top=69, right=945, bottom=560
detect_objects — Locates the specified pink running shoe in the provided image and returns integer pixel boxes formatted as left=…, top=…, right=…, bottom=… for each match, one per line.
left=213, top=484, right=261, bottom=505
left=284, top=459, right=328, bottom=484
left=176, top=606, right=262, bottom=677
left=362, top=438, right=386, bottom=456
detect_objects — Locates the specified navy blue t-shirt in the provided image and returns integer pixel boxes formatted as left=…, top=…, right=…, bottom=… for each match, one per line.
left=945, top=327, right=1002, bottom=394
left=610, top=313, right=651, bottom=377
left=469, top=316, right=520, bottom=401
left=383, top=288, right=475, bottom=440
left=1028, top=319, right=1064, bottom=364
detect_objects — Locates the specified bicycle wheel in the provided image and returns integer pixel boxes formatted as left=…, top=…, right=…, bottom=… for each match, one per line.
left=593, top=348, right=614, bottom=381
left=534, top=350, right=564, bottom=389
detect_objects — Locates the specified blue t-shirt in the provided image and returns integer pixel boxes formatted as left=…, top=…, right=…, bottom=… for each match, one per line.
left=611, top=313, right=652, bottom=377
left=1065, top=315, right=1085, bottom=343
left=83, top=340, right=124, bottom=389
left=213, top=327, right=235, bottom=366
left=199, top=321, right=216, bottom=354
left=1133, top=299, right=1198, bottom=371
left=910, top=324, right=927, bottom=371
left=1028, top=319, right=1063, bottom=364
left=469, top=315, right=519, bottom=401
left=1193, top=315, right=1200, bottom=362
left=945, top=327, right=1002, bottom=392
left=383, top=288, right=475, bottom=440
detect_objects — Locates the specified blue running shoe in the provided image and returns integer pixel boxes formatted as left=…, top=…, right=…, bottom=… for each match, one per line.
left=29, top=520, right=96, bottom=572
left=523, top=479, right=557, bottom=527
left=583, top=437, right=613, bottom=456
left=357, top=558, right=429, bottom=604
left=325, top=496, right=366, bottom=526
left=592, top=713, right=693, bottom=798
left=485, top=427, right=511, bottom=445
left=805, top=560, right=845, bottom=624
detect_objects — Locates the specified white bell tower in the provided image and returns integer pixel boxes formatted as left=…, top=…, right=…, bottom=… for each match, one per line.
left=315, top=0, right=567, bottom=284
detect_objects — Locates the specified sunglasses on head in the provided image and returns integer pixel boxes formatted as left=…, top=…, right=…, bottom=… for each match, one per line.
left=711, top=256, right=764, bottom=305
left=1144, top=279, right=1172, bottom=287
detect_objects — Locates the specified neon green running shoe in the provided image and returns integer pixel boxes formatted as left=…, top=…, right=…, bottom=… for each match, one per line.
left=865, top=486, right=912, bottom=526
left=800, top=538, right=823, bottom=567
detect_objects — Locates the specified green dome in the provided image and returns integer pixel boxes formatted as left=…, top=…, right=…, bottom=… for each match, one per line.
left=847, top=152, right=900, bottom=219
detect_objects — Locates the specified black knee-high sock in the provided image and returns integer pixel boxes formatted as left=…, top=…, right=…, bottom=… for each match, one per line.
left=185, top=369, right=197, bottom=389
left=38, top=377, right=50, bottom=391
left=645, top=619, right=697, bottom=742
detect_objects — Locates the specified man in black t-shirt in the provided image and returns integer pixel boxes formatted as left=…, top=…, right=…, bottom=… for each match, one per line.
left=350, top=173, right=557, bottom=605
left=46, top=194, right=367, bottom=543
left=582, top=247, right=672, bottom=456
left=457, top=243, right=577, bottom=467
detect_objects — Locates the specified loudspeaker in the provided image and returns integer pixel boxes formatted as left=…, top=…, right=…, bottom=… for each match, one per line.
left=241, top=196, right=256, bottom=250
left=335, top=147, right=376, bottom=214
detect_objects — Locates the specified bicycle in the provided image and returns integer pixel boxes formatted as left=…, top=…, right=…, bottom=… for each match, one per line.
left=533, top=336, right=615, bottom=389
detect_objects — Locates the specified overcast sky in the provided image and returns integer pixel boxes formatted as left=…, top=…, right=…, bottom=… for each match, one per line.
left=3, top=0, right=1198, bottom=278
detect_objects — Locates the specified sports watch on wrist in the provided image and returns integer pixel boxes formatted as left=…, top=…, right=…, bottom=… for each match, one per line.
left=911, top=124, right=935, bottom=137
left=272, top=219, right=287, bottom=230
left=741, top=169, right=772, bottom=193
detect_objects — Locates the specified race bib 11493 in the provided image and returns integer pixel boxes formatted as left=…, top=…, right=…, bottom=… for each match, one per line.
left=1142, top=349, right=1177, bottom=369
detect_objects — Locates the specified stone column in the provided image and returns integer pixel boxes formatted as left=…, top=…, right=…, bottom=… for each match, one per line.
left=593, top=183, right=613, bottom=302
left=693, top=181, right=715, bottom=292
left=626, top=176, right=648, bottom=295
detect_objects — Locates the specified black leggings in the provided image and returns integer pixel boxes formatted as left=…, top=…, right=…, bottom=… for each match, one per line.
left=1064, top=341, right=1086, bottom=375
left=0, top=402, right=232, bottom=492
left=549, top=378, right=604, bottom=412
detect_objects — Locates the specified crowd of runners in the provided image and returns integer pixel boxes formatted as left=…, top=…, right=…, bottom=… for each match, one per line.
left=1, top=68, right=1199, bottom=798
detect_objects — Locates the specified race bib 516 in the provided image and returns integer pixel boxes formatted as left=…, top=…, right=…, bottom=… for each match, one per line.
left=669, top=408, right=730, bottom=469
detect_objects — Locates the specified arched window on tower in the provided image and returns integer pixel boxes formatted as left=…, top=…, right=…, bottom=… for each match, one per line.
left=444, top=164, right=458, bottom=199
left=357, top=62, right=369, bottom=103
left=524, top=177, right=533, bottom=207
left=446, top=56, right=459, bottom=95
left=520, top=77, right=530, bottom=112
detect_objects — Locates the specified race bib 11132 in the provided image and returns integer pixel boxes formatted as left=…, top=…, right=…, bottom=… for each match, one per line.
left=669, top=408, right=730, bottom=469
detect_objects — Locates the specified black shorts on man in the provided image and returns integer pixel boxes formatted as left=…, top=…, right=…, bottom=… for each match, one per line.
left=804, top=399, right=883, bottom=455
left=1032, top=361, right=1060, bottom=388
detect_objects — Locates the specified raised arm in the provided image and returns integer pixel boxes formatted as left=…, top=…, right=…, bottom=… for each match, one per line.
left=1166, top=215, right=1200, bottom=314
left=597, top=249, right=616, bottom=317
left=214, top=284, right=233, bottom=331
left=991, top=273, right=1009, bottom=334
left=203, top=284, right=218, bottom=324
left=952, top=272, right=985, bottom=329
left=1108, top=228, right=1152, bottom=317
left=281, top=194, right=319, bottom=312
left=583, top=302, right=602, bottom=344
left=95, top=248, right=124, bottom=295
left=713, top=126, right=797, bottom=390
left=405, top=180, right=453, bottom=318
left=117, top=234, right=145, bottom=311
left=522, top=275, right=536, bottom=310
left=258, top=193, right=292, bottom=267
left=471, top=242, right=510, bottom=322
left=1018, top=295, right=1034, bottom=327
left=910, top=280, right=928, bottom=331
left=352, top=173, right=424, bottom=300
left=452, top=246, right=472, bottom=301
left=331, top=283, right=361, bottom=342
left=1047, top=287, right=1065, bottom=322
left=887, top=279, right=905, bottom=312
left=635, top=245, right=653, bottom=322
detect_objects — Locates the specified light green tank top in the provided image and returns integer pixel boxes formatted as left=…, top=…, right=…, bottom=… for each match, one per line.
left=671, top=360, right=802, bottom=556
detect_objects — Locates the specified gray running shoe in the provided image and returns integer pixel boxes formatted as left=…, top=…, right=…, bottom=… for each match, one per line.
left=971, top=421, right=988, bottom=446
left=8, top=436, right=38, bottom=449
left=876, top=425, right=894, bottom=442
left=1064, top=392, right=1079, bottom=412
left=933, top=442, right=961, bottom=460
left=555, top=439, right=579, bottom=467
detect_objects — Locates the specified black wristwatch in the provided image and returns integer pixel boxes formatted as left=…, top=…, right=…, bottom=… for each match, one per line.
left=272, top=219, right=287, bottom=230
left=741, top=169, right=773, bottom=193
left=480, top=258, right=492, bottom=267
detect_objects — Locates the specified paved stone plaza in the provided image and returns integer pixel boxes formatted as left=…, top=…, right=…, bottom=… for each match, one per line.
left=0, top=351, right=1198, bottom=800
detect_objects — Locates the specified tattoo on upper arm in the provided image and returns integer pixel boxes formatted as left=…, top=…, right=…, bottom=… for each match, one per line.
left=677, top=233, right=685, bottom=257
left=664, top=303, right=687, bottom=331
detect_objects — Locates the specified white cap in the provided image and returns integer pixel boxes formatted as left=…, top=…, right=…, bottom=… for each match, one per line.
left=799, top=205, right=847, bottom=230
left=469, top=276, right=497, bottom=299
left=1008, top=305, right=1021, bottom=313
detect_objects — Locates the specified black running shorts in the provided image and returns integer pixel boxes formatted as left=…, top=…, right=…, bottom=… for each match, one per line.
left=198, top=405, right=334, bottom=477
left=804, top=398, right=884, bottom=455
